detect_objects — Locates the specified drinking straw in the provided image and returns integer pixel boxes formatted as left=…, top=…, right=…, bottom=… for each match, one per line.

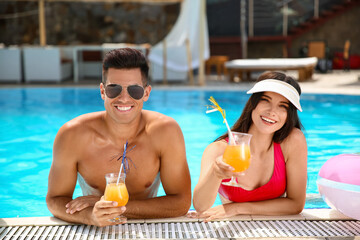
left=117, top=142, right=127, bottom=185
left=206, top=96, right=235, bottom=144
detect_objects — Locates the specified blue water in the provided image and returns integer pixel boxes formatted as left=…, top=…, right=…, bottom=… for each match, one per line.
left=0, top=88, right=359, bottom=218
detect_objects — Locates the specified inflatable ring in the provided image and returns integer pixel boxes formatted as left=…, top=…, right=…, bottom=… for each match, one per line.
left=317, top=154, right=360, bottom=220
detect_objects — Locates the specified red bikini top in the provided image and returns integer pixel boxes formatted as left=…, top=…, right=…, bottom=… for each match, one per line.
left=218, top=142, right=286, bottom=202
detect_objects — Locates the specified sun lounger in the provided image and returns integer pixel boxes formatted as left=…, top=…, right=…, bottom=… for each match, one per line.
left=0, top=47, right=22, bottom=82
left=1, top=209, right=359, bottom=239
left=225, top=57, right=318, bottom=82
left=23, top=46, right=72, bottom=83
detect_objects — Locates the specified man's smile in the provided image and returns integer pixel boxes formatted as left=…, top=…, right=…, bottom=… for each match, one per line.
left=116, top=105, right=133, bottom=112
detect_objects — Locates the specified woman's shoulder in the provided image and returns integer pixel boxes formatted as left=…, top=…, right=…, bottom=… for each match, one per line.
left=198, top=139, right=228, bottom=164
left=280, top=128, right=307, bottom=159
left=211, top=139, right=228, bottom=147
left=282, top=128, right=306, bottom=144
left=204, top=139, right=228, bottom=155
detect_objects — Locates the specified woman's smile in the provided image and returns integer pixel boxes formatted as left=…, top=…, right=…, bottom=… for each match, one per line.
left=260, top=115, right=276, bottom=124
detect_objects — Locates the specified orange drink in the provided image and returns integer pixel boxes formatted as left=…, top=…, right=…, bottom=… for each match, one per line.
left=222, top=132, right=252, bottom=187
left=223, top=144, right=251, bottom=172
left=104, top=182, right=129, bottom=206
left=104, top=172, right=128, bottom=223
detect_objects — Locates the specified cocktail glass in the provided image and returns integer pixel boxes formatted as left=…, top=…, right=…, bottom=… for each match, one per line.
left=104, top=172, right=129, bottom=223
left=222, top=132, right=252, bottom=187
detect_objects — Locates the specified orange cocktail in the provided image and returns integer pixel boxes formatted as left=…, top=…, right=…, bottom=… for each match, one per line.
left=222, top=132, right=252, bottom=187
left=223, top=144, right=251, bottom=172
left=104, top=182, right=129, bottom=206
left=104, top=172, right=128, bottom=223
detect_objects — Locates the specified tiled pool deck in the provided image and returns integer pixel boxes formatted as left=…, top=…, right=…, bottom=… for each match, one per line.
left=1, top=209, right=359, bottom=239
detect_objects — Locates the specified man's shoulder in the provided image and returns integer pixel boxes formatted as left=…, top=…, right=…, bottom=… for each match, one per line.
left=142, top=110, right=185, bottom=153
left=142, top=110, right=182, bottom=138
left=143, top=110, right=179, bottom=128
left=58, top=111, right=105, bottom=138
left=52, top=112, right=106, bottom=171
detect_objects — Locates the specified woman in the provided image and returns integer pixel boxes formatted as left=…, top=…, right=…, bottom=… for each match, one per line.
left=192, top=71, right=307, bottom=221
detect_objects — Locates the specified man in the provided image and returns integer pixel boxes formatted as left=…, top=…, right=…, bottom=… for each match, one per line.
left=46, top=48, right=191, bottom=227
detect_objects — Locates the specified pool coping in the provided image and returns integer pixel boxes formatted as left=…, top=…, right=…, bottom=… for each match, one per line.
left=1, top=83, right=359, bottom=96
left=0, top=209, right=356, bottom=227
left=0, top=69, right=360, bottom=95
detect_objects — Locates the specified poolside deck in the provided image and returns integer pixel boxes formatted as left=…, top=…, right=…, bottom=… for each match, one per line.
left=1, top=209, right=360, bottom=239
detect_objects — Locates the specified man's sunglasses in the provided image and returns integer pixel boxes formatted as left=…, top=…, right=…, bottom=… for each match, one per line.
left=105, top=84, right=146, bottom=100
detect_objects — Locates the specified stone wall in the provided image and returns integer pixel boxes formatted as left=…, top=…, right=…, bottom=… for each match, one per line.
left=0, top=2, right=180, bottom=46
left=1, top=1, right=358, bottom=59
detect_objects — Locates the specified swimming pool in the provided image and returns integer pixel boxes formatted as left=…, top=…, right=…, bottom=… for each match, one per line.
left=0, top=87, right=359, bottom=218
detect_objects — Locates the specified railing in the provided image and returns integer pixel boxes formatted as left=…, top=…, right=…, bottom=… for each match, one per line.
left=246, top=0, right=348, bottom=37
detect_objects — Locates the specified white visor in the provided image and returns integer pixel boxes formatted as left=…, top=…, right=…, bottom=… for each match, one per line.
left=247, top=79, right=302, bottom=112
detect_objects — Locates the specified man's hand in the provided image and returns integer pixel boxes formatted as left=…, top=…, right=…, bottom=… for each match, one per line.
left=90, top=196, right=127, bottom=227
left=65, top=196, right=100, bottom=214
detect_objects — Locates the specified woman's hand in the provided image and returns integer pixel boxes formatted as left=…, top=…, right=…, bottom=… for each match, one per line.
left=213, top=156, right=234, bottom=179
left=65, top=195, right=101, bottom=214
left=213, top=156, right=244, bottom=179
left=188, top=204, right=238, bottom=222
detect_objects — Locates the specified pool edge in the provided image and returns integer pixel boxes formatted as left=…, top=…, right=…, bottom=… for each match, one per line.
left=0, top=209, right=355, bottom=227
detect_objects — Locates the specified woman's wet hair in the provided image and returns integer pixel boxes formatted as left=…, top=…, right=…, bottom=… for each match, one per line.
left=102, top=48, right=149, bottom=85
left=216, top=71, right=303, bottom=143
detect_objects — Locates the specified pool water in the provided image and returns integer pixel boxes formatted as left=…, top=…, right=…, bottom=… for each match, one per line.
left=0, top=88, right=359, bottom=218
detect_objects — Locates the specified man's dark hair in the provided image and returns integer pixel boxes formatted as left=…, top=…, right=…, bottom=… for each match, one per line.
left=102, top=48, right=149, bottom=85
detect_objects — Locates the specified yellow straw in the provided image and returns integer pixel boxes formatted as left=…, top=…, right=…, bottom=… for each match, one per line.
left=206, top=96, right=234, bottom=144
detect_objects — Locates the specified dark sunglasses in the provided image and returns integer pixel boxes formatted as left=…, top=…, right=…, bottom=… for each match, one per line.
left=105, top=84, right=146, bottom=100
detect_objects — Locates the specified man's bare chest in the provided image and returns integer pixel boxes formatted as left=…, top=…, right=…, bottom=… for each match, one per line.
left=77, top=141, right=160, bottom=195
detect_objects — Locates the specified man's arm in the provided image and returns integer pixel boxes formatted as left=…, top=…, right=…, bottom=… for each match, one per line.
left=46, top=123, right=124, bottom=226
left=123, top=118, right=191, bottom=219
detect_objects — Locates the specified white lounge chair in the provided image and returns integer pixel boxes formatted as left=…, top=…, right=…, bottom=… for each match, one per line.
left=23, top=46, right=72, bottom=83
left=225, top=57, right=318, bottom=82
left=0, top=47, right=22, bottom=82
